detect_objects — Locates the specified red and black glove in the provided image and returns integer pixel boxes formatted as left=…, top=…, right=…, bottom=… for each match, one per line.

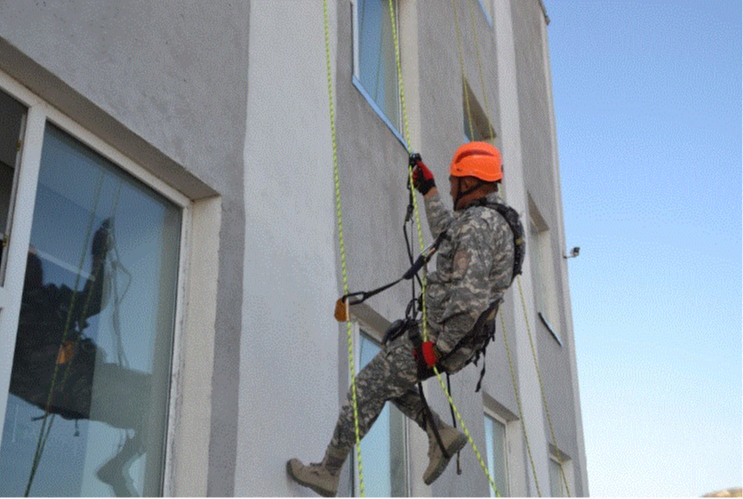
left=409, top=153, right=436, bottom=195
left=420, top=341, right=441, bottom=367
left=413, top=341, right=441, bottom=378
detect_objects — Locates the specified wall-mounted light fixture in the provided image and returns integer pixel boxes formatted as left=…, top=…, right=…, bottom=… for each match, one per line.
left=563, top=246, right=580, bottom=259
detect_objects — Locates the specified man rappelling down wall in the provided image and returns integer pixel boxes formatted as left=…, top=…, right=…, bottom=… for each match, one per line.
left=286, top=142, right=523, bottom=497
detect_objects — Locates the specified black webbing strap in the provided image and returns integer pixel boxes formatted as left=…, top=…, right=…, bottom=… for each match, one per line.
left=339, top=232, right=447, bottom=308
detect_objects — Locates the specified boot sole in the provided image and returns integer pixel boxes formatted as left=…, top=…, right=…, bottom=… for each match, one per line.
left=423, top=433, right=468, bottom=486
left=286, top=460, right=337, bottom=497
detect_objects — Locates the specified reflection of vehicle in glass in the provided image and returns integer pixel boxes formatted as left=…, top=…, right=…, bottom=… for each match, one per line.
left=9, top=221, right=150, bottom=496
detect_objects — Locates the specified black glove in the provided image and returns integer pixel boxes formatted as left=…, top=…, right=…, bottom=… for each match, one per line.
left=409, top=153, right=436, bottom=195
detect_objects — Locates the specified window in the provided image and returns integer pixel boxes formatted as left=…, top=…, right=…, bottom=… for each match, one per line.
left=463, top=81, right=495, bottom=143
left=354, top=327, right=408, bottom=497
left=528, top=195, right=561, bottom=344
left=549, top=452, right=572, bottom=498
left=476, top=0, right=494, bottom=26
left=352, top=0, right=402, bottom=135
left=0, top=81, right=186, bottom=496
left=484, top=412, right=509, bottom=497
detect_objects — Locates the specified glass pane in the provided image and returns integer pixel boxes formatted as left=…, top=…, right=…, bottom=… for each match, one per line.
left=0, top=88, right=27, bottom=280
left=549, top=458, right=564, bottom=497
left=0, top=124, right=181, bottom=496
left=357, top=333, right=407, bottom=497
left=357, top=0, right=400, bottom=128
left=485, top=414, right=509, bottom=496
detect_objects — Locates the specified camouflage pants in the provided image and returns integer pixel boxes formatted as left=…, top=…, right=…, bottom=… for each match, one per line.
left=329, top=333, right=446, bottom=457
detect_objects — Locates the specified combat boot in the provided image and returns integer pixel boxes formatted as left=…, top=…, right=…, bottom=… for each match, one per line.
left=423, top=422, right=467, bottom=485
left=287, top=445, right=346, bottom=497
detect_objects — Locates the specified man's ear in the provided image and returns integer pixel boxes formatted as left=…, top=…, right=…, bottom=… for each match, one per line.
left=460, top=176, right=479, bottom=191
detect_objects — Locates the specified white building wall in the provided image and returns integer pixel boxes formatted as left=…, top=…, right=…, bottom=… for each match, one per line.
left=237, top=1, right=342, bottom=496
left=493, top=0, right=551, bottom=494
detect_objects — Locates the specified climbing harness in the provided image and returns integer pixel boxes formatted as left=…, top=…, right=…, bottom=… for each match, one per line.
left=478, top=200, right=526, bottom=285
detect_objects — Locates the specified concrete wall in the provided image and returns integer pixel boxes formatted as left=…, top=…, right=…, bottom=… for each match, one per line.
left=236, top=1, right=343, bottom=496
left=510, top=0, right=587, bottom=494
left=0, top=1, right=249, bottom=495
left=236, top=0, right=587, bottom=496
left=0, top=0, right=586, bottom=496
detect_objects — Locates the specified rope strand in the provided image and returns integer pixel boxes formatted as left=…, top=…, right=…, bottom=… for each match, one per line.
left=322, top=0, right=365, bottom=494
left=386, top=0, right=500, bottom=491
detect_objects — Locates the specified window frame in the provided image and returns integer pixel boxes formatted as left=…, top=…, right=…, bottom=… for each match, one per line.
left=548, top=447, right=573, bottom=498
left=463, top=79, right=496, bottom=143
left=483, top=406, right=513, bottom=497
left=350, top=319, right=410, bottom=497
left=527, top=195, right=563, bottom=346
left=0, top=68, right=193, bottom=496
left=350, top=0, right=407, bottom=146
left=0, top=88, right=28, bottom=285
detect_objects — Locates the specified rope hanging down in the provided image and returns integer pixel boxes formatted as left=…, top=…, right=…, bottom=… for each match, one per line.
left=322, top=0, right=365, bottom=495
left=452, top=0, right=571, bottom=495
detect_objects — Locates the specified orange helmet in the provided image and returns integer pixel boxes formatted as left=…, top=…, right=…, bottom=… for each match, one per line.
left=449, top=142, right=503, bottom=182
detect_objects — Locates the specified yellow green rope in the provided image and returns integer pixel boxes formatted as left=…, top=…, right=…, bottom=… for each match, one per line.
left=386, top=0, right=500, bottom=492
left=25, top=169, right=106, bottom=497
left=517, top=277, right=572, bottom=497
left=451, top=0, right=544, bottom=493
left=453, top=0, right=570, bottom=493
left=384, top=0, right=430, bottom=346
left=322, top=0, right=364, bottom=494
left=432, top=365, right=501, bottom=496
left=499, top=311, right=543, bottom=496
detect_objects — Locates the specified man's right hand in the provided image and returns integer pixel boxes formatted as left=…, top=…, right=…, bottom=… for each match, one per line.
left=410, top=153, right=436, bottom=195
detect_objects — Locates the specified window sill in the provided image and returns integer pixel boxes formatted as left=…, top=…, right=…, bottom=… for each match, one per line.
left=539, top=311, right=562, bottom=346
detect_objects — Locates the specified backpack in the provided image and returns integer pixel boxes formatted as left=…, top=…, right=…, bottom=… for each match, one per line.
left=485, top=201, right=525, bottom=284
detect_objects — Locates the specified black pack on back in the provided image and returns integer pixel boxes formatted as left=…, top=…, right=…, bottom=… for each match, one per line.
left=486, top=202, right=525, bottom=283
left=447, top=200, right=525, bottom=392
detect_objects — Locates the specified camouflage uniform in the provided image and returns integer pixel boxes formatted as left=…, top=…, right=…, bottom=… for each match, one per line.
left=330, top=190, right=515, bottom=455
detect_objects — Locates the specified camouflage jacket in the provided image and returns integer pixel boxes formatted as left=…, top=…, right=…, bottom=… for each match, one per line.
left=422, top=190, right=515, bottom=368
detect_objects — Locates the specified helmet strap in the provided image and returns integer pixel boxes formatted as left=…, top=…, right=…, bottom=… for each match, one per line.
left=453, top=178, right=485, bottom=211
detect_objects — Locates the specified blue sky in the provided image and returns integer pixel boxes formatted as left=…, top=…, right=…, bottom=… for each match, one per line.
left=543, top=0, right=742, bottom=496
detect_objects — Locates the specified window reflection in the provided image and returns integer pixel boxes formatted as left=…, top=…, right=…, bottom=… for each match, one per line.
left=357, top=332, right=407, bottom=497
left=484, top=413, right=509, bottom=496
left=356, top=0, right=400, bottom=128
left=0, top=125, right=181, bottom=497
